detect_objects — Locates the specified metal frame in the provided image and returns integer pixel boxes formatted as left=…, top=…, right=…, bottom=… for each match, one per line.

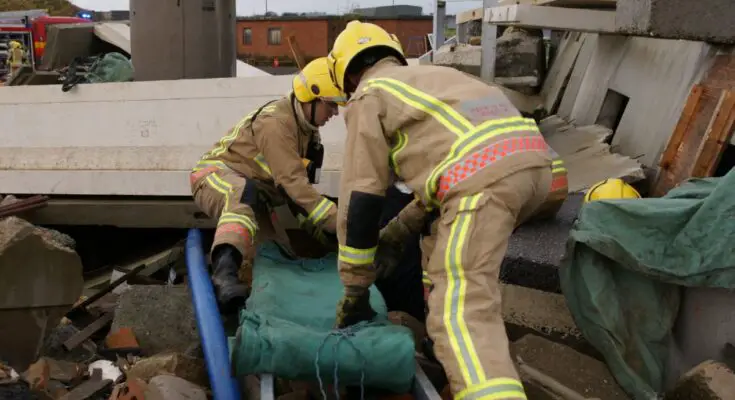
left=258, top=365, right=442, bottom=400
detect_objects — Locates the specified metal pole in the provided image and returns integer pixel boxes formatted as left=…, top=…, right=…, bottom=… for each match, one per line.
left=431, top=0, right=446, bottom=62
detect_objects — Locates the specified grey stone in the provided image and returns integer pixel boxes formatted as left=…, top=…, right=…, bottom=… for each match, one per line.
left=495, top=27, right=545, bottom=90
left=616, top=0, right=735, bottom=44
left=111, top=285, right=199, bottom=356
left=665, top=360, right=735, bottom=400
left=0, top=217, right=84, bottom=371
left=144, top=375, right=207, bottom=400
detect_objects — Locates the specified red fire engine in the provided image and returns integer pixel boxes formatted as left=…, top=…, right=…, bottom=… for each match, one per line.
left=0, top=9, right=88, bottom=78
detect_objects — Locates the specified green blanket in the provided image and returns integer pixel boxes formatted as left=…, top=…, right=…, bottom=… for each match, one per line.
left=560, top=170, right=735, bottom=399
left=230, top=243, right=416, bottom=392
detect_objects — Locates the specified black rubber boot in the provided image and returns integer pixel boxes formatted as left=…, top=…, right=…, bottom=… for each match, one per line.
left=211, top=244, right=250, bottom=314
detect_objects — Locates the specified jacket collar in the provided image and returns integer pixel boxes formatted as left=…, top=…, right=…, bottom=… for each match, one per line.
left=292, top=94, right=318, bottom=134
left=359, top=56, right=404, bottom=82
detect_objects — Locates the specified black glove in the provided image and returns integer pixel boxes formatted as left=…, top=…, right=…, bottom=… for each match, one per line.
left=374, top=237, right=404, bottom=280
left=334, top=290, right=377, bottom=329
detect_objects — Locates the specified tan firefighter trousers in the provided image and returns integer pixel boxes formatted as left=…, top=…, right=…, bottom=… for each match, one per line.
left=191, top=167, right=262, bottom=284
left=421, top=166, right=551, bottom=400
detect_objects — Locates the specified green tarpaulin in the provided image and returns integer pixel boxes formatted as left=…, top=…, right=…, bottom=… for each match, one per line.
left=560, top=170, right=735, bottom=399
left=230, top=242, right=416, bottom=392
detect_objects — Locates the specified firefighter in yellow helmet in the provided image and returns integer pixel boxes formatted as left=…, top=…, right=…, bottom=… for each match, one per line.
left=328, top=20, right=568, bottom=400
left=584, top=178, right=641, bottom=202
left=190, top=57, right=346, bottom=311
left=6, top=40, right=26, bottom=78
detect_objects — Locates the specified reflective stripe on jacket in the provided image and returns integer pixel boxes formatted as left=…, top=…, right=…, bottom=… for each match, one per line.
left=337, top=58, right=555, bottom=277
left=194, top=95, right=336, bottom=231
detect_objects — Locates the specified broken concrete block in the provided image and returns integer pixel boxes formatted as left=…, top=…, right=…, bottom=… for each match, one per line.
left=511, top=335, right=629, bottom=399
left=126, top=352, right=208, bottom=387
left=0, top=217, right=84, bottom=371
left=433, top=44, right=481, bottom=77
left=616, top=0, right=735, bottom=44
left=144, top=375, right=207, bottom=400
left=495, top=27, right=545, bottom=90
left=111, top=285, right=199, bottom=355
left=665, top=360, right=735, bottom=399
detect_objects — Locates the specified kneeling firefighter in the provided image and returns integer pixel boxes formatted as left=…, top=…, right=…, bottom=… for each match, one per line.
left=190, top=57, right=345, bottom=311
left=328, top=21, right=567, bottom=400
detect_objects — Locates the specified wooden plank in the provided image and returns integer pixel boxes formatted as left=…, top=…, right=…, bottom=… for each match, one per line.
left=691, top=89, right=735, bottom=178
left=63, top=313, right=115, bottom=351
left=541, top=32, right=587, bottom=114
left=483, top=5, right=617, bottom=33
left=658, top=85, right=704, bottom=170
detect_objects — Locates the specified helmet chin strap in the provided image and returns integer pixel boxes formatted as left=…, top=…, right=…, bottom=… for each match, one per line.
left=310, top=100, right=318, bottom=126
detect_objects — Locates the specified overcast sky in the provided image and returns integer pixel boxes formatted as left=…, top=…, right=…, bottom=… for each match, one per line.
left=70, top=0, right=481, bottom=17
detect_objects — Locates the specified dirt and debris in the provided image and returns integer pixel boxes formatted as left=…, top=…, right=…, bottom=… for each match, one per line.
left=511, top=334, right=630, bottom=399
left=0, top=1, right=81, bottom=16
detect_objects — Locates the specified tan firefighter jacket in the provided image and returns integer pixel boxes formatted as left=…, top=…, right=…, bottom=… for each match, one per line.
left=337, top=57, right=564, bottom=291
left=193, top=94, right=337, bottom=232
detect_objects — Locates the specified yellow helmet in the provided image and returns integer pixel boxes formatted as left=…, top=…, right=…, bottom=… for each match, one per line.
left=327, top=20, right=407, bottom=95
left=293, top=57, right=347, bottom=106
left=584, top=178, right=641, bottom=202
left=9, top=41, right=21, bottom=49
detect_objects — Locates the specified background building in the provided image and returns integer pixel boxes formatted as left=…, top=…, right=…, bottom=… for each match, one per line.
left=236, top=14, right=432, bottom=65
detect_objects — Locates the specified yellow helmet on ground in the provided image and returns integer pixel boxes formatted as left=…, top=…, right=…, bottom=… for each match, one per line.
left=327, top=20, right=407, bottom=95
left=584, top=178, right=641, bottom=202
left=293, top=57, right=347, bottom=106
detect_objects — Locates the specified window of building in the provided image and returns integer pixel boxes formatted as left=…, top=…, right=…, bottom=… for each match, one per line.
left=267, top=27, right=282, bottom=45
left=242, top=27, right=252, bottom=45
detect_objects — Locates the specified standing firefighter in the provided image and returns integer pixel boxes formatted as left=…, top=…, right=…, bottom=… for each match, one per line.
left=6, top=40, right=26, bottom=78
left=191, top=57, right=345, bottom=311
left=328, top=21, right=567, bottom=400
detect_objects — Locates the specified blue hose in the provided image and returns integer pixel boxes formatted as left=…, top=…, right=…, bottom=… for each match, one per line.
left=186, top=228, right=241, bottom=400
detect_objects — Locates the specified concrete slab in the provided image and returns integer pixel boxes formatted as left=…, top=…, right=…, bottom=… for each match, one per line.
left=616, top=0, right=735, bottom=44
left=664, top=360, right=735, bottom=400
left=500, top=193, right=583, bottom=293
left=0, top=76, right=346, bottom=197
left=94, top=22, right=131, bottom=54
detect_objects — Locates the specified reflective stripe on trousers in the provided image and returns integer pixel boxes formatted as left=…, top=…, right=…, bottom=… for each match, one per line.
left=441, top=193, right=526, bottom=400
left=190, top=165, right=258, bottom=240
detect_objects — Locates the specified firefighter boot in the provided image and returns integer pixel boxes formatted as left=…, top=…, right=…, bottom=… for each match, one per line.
left=211, top=244, right=250, bottom=313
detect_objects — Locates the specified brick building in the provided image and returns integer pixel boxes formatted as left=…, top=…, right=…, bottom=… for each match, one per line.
left=236, top=15, right=432, bottom=65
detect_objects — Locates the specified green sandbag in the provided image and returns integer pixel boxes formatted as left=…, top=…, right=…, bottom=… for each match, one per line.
left=230, top=242, right=416, bottom=392
left=560, top=170, right=735, bottom=399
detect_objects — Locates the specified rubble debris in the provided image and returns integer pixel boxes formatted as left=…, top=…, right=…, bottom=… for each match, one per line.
left=25, top=357, right=84, bottom=386
left=0, top=217, right=83, bottom=371
left=109, top=378, right=147, bottom=400
left=66, top=264, right=146, bottom=322
left=87, top=360, right=122, bottom=383
left=126, top=352, right=208, bottom=387
left=144, top=375, right=207, bottom=400
left=40, top=324, right=97, bottom=364
left=63, top=313, right=114, bottom=351
left=103, top=327, right=141, bottom=357
left=511, top=335, right=629, bottom=399
left=0, top=362, right=19, bottom=385
left=665, top=360, right=735, bottom=400
left=111, top=285, right=199, bottom=355
left=0, top=194, right=49, bottom=218
left=58, top=377, right=111, bottom=400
